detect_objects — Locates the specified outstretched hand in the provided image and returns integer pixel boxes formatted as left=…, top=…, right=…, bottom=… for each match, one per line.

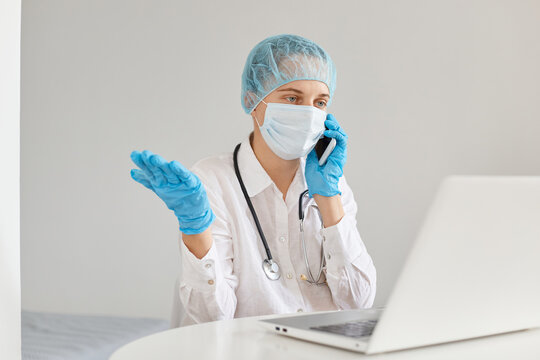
left=130, top=150, right=215, bottom=234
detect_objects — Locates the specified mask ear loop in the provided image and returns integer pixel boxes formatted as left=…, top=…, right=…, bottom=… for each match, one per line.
left=253, top=115, right=262, bottom=127
left=252, top=99, right=268, bottom=127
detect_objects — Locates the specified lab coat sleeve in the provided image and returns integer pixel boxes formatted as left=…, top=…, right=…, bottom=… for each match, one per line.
left=320, top=175, right=377, bottom=309
left=177, top=169, right=238, bottom=324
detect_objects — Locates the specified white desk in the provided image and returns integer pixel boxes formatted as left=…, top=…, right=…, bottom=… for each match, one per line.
left=110, top=312, right=540, bottom=359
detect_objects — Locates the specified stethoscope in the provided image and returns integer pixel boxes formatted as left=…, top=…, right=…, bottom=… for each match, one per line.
left=233, top=143, right=326, bottom=285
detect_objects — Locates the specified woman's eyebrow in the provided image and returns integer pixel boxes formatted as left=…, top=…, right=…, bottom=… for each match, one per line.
left=277, top=88, right=303, bottom=93
left=277, top=87, right=330, bottom=98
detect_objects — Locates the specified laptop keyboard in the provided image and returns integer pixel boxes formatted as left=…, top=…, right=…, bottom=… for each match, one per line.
left=310, top=319, right=378, bottom=338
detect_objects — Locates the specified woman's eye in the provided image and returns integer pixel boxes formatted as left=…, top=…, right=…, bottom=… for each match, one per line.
left=285, top=96, right=296, bottom=103
left=317, top=100, right=327, bottom=107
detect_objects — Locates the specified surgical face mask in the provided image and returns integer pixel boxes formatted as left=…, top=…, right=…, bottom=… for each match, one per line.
left=254, top=100, right=327, bottom=160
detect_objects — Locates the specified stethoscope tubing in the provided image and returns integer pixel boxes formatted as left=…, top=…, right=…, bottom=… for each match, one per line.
left=233, top=143, right=273, bottom=261
left=299, top=190, right=326, bottom=285
left=233, top=142, right=326, bottom=284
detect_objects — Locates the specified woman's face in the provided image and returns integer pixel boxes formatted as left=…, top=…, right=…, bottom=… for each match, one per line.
left=251, top=80, right=330, bottom=126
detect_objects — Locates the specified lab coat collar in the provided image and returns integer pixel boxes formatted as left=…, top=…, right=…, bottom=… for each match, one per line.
left=237, top=133, right=309, bottom=198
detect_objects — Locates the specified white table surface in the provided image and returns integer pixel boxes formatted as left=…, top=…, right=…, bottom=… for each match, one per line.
left=110, top=312, right=540, bottom=360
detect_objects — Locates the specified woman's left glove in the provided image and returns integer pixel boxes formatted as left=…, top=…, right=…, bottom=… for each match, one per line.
left=305, top=113, right=348, bottom=197
left=130, top=150, right=215, bottom=234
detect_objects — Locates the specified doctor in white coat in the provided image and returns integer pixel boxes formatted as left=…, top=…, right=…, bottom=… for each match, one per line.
left=130, top=34, right=376, bottom=326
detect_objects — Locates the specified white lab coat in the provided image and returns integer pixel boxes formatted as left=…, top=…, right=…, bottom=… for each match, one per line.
left=170, top=133, right=376, bottom=327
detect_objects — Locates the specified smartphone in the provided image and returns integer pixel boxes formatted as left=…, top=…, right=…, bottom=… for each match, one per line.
left=314, top=126, right=337, bottom=166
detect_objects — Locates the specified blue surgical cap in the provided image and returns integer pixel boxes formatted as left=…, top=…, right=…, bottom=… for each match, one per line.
left=241, top=34, right=337, bottom=114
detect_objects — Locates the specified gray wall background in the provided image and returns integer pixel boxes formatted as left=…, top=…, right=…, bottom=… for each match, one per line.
left=21, top=0, right=540, bottom=320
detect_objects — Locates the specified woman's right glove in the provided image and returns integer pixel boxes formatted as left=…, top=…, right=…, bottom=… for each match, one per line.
left=130, top=150, right=215, bottom=235
left=305, top=113, right=347, bottom=198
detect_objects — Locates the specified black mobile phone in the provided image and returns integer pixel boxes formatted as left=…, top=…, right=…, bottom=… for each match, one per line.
left=314, top=126, right=337, bottom=166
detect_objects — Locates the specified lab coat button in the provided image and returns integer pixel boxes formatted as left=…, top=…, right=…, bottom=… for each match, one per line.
left=327, top=253, right=331, bottom=260
left=208, top=279, right=215, bottom=285
left=297, top=308, right=303, bottom=313
left=286, top=273, right=293, bottom=279
left=279, top=236, right=286, bottom=243
left=205, top=263, right=212, bottom=269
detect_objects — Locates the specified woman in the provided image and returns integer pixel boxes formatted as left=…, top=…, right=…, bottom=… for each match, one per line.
left=130, top=34, right=376, bottom=326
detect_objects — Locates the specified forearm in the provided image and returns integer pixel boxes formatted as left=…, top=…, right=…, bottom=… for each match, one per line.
left=319, top=209, right=377, bottom=309
left=313, top=194, right=345, bottom=228
left=178, top=231, right=238, bottom=324
left=182, top=227, right=213, bottom=259
left=325, top=251, right=377, bottom=309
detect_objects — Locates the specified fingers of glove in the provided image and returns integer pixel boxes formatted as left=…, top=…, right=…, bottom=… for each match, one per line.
left=324, top=114, right=340, bottom=130
left=130, top=150, right=154, bottom=180
left=141, top=150, right=168, bottom=186
left=324, top=129, right=348, bottom=146
left=130, top=169, right=154, bottom=190
left=150, top=154, right=180, bottom=184
left=169, top=160, right=199, bottom=189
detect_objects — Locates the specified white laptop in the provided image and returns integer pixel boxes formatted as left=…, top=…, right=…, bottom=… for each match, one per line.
left=260, top=176, right=540, bottom=354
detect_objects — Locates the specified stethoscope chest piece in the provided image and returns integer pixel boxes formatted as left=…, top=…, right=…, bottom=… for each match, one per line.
left=262, top=259, right=281, bottom=280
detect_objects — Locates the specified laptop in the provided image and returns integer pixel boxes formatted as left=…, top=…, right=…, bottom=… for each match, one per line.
left=260, top=176, right=540, bottom=354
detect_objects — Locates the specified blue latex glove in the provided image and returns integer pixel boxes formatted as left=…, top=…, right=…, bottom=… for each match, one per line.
left=305, top=113, right=347, bottom=197
left=130, top=150, right=215, bottom=234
